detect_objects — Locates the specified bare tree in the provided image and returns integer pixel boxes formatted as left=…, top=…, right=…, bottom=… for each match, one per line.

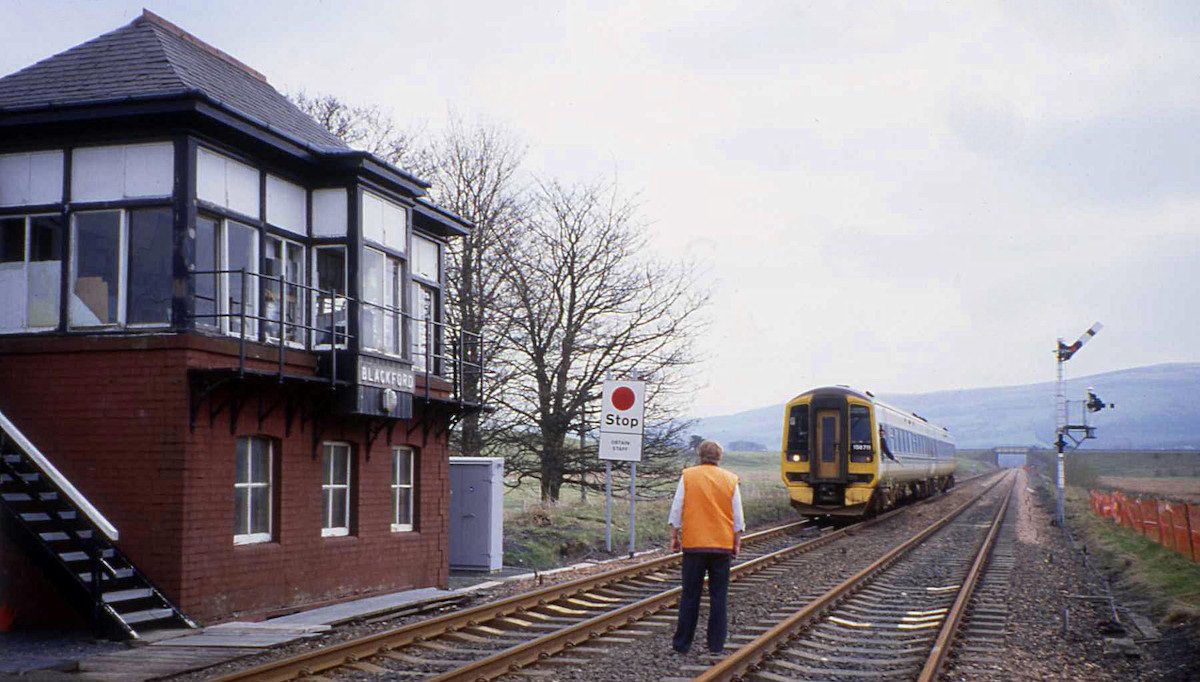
left=290, top=91, right=427, bottom=171
left=420, top=116, right=528, bottom=456
left=493, top=179, right=709, bottom=502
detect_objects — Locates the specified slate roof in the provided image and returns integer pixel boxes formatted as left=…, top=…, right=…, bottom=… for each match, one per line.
left=0, top=10, right=349, bottom=151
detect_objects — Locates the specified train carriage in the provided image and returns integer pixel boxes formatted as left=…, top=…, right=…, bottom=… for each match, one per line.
left=781, top=386, right=956, bottom=516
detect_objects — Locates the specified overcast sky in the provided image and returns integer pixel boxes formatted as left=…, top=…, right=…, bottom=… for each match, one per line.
left=4, top=1, right=1197, bottom=417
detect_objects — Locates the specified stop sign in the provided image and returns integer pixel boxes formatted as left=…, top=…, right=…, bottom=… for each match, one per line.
left=600, top=380, right=645, bottom=436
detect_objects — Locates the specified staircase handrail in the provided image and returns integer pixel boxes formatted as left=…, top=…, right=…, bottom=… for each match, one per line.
left=0, top=409, right=119, bottom=541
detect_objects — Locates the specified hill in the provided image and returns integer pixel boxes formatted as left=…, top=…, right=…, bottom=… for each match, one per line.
left=691, top=363, right=1200, bottom=451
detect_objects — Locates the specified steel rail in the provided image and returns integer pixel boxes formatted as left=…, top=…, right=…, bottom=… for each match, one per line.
left=917, top=471, right=1014, bottom=681
left=692, top=470, right=1014, bottom=682
left=425, top=512, right=893, bottom=681
left=419, top=473, right=1003, bottom=682
left=207, top=518, right=812, bottom=682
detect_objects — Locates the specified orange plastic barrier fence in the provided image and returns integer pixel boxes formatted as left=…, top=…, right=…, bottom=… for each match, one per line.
left=1089, top=490, right=1198, bottom=563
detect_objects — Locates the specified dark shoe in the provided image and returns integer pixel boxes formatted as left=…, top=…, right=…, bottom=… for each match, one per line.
left=672, top=646, right=689, bottom=654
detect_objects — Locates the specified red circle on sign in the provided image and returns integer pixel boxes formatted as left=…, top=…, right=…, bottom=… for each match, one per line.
left=611, top=387, right=636, bottom=411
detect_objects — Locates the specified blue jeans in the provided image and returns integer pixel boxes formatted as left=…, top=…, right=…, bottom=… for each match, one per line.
left=672, top=551, right=731, bottom=653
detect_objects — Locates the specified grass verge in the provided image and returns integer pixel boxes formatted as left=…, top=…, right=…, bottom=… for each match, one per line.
left=503, top=452, right=793, bottom=570
left=1068, top=487, right=1200, bottom=625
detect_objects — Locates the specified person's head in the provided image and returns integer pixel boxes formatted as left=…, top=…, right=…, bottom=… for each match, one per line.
left=698, top=440, right=723, bottom=465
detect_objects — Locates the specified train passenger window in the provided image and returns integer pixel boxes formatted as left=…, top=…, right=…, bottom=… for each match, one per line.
left=786, top=405, right=809, bottom=459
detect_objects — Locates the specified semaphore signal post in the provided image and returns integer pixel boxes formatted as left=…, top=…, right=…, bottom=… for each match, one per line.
left=1054, top=322, right=1108, bottom=526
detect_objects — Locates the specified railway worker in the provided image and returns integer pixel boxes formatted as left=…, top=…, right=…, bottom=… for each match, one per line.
left=668, top=439, right=745, bottom=655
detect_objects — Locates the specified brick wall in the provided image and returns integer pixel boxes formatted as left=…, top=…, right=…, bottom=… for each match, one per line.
left=0, top=334, right=450, bottom=624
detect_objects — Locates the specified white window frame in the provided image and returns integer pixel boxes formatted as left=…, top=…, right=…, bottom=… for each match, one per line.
left=0, top=149, right=64, bottom=207
left=264, top=234, right=306, bottom=348
left=222, top=219, right=259, bottom=340
left=321, top=442, right=352, bottom=537
left=0, top=213, right=62, bottom=333
left=362, top=246, right=404, bottom=357
left=234, top=436, right=273, bottom=545
left=66, top=208, right=175, bottom=331
left=193, top=214, right=222, bottom=331
left=312, top=245, right=348, bottom=349
left=411, top=281, right=440, bottom=375
left=391, top=447, right=414, bottom=532
left=69, top=209, right=127, bottom=329
left=124, top=207, right=175, bottom=330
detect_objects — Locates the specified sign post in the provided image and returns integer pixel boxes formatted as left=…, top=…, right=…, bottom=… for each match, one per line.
left=629, top=462, right=637, bottom=557
left=599, top=377, right=646, bottom=557
left=604, top=460, right=612, bottom=552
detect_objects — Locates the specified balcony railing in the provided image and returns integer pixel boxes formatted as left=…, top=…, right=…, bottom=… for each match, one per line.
left=188, top=269, right=484, bottom=407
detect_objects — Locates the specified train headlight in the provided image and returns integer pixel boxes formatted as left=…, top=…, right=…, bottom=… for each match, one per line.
left=789, top=454, right=801, bottom=462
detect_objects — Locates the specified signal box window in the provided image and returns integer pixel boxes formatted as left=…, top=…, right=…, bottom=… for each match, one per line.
left=313, top=246, right=347, bottom=348
left=412, top=282, right=439, bottom=374
left=392, top=447, right=414, bottom=532
left=195, top=215, right=220, bottom=329
left=322, top=443, right=352, bottom=537
left=127, top=208, right=173, bottom=325
left=264, top=235, right=305, bottom=345
left=234, top=436, right=273, bottom=544
left=71, top=211, right=121, bottom=326
left=68, top=208, right=173, bottom=329
left=363, top=248, right=403, bottom=356
left=194, top=215, right=259, bottom=337
left=0, top=214, right=63, bottom=332
left=226, top=221, right=258, bottom=338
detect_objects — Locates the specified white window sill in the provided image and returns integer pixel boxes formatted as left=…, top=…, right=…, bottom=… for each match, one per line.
left=322, top=527, right=349, bottom=537
left=234, top=532, right=271, bottom=545
left=391, top=523, right=413, bottom=533
left=264, top=335, right=307, bottom=349
left=362, top=347, right=408, bottom=361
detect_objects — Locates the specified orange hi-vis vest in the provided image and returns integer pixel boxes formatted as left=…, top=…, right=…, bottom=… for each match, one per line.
left=680, top=464, right=739, bottom=553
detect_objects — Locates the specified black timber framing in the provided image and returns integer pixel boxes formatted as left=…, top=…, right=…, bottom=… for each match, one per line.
left=173, top=135, right=197, bottom=330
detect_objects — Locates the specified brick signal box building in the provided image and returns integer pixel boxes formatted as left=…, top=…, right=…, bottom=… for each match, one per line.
left=0, top=12, right=481, bottom=634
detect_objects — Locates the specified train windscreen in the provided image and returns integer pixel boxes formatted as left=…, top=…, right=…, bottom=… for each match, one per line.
left=849, top=405, right=873, bottom=462
left=786, top=405, right=809, bottom=459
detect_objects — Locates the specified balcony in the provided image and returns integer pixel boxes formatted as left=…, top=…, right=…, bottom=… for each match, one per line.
left=187, top=269, right=484, bottom=422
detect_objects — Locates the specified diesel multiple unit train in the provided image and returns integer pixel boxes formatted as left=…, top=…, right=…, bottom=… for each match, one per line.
left=780, top=386, right=956, bottom=516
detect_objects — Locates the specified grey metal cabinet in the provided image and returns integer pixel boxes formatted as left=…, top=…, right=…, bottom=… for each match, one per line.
left=448, top=457, right=504, bottom=571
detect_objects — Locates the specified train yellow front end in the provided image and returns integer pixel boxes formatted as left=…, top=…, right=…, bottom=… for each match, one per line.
left=780, top=386, right=956, bottom=517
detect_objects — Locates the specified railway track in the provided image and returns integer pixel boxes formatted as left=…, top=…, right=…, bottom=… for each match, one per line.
left=938, top=476, right=1017, bottom=680
left=691, top=470, right=1017, bottom=682
left=209, top=517, right=824, bottom=682
left=210, top=474, right=1001, bottom=682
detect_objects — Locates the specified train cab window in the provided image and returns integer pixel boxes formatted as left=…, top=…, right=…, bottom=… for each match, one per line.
left=849, top=405, right=872, bottom=462
left=786, top=405, right=809, bottom=461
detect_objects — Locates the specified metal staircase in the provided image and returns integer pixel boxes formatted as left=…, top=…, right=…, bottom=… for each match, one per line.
left=0, top=410, right=195, bottom=639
